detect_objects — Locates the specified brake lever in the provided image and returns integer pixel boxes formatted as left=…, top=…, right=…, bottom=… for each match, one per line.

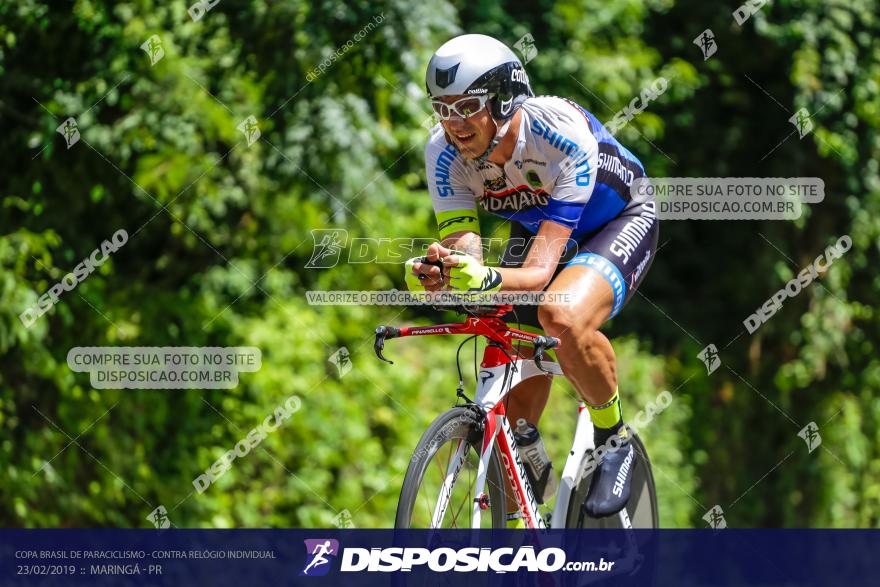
left=532, top=335, right=560, bottom=373
left=374, top=326, right=401, bottom=364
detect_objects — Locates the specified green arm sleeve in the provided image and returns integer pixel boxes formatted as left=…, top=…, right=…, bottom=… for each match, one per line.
left=436, top=209, right=480, bottom=240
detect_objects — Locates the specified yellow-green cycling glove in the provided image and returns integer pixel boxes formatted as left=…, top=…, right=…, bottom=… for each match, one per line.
left=447, top=253, right=502, bottom=292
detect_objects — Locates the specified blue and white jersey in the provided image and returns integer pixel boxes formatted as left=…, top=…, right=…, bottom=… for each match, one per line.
left=426, top=96, right=648, bottom=240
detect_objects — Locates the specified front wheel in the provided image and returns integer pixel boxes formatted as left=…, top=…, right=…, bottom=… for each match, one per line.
left=396, top=406, right=507, bottom=528
left=564, top=432, right=659, bottom=528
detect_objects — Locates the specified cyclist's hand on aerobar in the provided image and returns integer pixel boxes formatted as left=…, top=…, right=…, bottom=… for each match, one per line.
left=405, top=242, right=502, bottom=293
left=405, top=254, right=444, bottom=293
left=437, top=245, right=502, bottom=293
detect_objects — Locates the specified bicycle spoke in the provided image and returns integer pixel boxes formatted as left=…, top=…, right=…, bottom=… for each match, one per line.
left=423, top=443, right=450, bottom=523
left=430, top=441, right=458, bottom=526
left=449, top=478, right=469, bottom=527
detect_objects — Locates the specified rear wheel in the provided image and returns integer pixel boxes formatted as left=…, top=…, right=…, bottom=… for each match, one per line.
left=396, top=406, right=507, bottom=528
left=564, top=432, right=659, bottom=528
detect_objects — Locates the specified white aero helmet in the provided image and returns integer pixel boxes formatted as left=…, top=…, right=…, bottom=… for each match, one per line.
left=426, top=34, right=533, bottom=121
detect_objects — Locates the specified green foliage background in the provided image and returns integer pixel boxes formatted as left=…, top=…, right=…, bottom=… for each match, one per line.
left=1, top=0, right=877, bottom=527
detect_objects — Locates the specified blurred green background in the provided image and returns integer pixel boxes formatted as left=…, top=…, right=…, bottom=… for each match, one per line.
left=1, top=0, right=878, bottom=528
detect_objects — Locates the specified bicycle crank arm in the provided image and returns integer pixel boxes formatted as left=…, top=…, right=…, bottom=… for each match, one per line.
left=374, top=325, right=401, bottom=364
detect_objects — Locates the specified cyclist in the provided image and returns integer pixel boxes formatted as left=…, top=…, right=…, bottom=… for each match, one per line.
left=405, top=34, right=658, bottom=524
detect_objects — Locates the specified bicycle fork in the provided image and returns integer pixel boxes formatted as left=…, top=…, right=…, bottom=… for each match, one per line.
left=464, top=403, right=543, bottom=528
left=471, top=356, right=552, bottom=529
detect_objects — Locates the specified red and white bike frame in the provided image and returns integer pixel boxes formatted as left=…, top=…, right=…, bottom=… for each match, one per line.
left=468, top=344, right=599, bottom=529
left=377, top=309, right=611, bottom=529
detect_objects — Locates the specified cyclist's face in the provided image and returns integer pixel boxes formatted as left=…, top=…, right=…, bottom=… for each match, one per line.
left=437, top=96, right=495, bottom=160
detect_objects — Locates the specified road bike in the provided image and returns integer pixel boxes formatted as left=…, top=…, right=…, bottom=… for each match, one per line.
left=374, top=297, right=659, bottom=529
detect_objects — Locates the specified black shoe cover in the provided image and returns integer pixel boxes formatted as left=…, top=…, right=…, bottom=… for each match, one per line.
left=583, top=439, right=635, bottom=518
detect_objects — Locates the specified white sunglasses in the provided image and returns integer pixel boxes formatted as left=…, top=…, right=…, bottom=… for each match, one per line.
left=431, top=94, right=492, bottom=120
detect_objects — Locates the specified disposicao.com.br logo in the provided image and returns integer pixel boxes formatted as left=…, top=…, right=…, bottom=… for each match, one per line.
left=299, top=539, right=616, bottom=575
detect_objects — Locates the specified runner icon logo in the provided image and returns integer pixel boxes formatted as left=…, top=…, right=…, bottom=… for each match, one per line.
left=301, top=539, right=340, bottom=577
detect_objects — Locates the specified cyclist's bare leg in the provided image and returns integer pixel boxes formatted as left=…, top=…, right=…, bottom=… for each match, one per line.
left=538, top=265, right=638, bottom=517
left=537, top=266, right=616, bottom=404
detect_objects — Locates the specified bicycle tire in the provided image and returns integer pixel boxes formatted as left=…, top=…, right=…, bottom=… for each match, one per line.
left=564, top=432, right=660, bottom=528
left=395, top=406, right=507, bottom=528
